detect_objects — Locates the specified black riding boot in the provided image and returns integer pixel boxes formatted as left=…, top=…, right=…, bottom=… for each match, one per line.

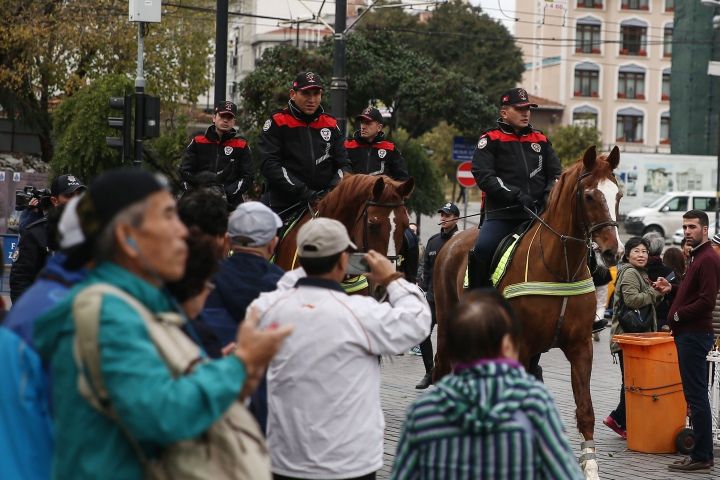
left=467, top=250, right=492, bottom=290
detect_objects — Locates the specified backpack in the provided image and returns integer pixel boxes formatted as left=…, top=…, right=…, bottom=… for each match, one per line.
left=72, top=283, right=271, bottom=480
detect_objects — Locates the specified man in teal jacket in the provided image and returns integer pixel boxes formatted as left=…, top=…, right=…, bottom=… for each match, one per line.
left=34, top=168, right=291, bottom=479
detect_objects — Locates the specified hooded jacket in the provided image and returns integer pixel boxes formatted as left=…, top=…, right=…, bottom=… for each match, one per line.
left=345, top=130, right=409, bottom=181
left=257, top=102, right=350, bottom=210
left=391, top=360, right=583, bottom=480
left=472, top=120, right=561, bottom=220
left=179, top=124, right=253, bottom=207
left=33, top=262, right=246, bottom=479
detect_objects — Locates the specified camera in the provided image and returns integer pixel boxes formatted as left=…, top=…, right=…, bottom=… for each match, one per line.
left=15, top=186, right=52, bottom=211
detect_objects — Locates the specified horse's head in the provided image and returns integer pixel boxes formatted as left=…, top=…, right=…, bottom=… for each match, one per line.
left=578, top=145, right=624, bottom=267
left=317, top=174, right=414, bottom=257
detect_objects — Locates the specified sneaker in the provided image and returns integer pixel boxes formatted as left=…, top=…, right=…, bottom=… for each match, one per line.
left=408, top=345, right=422, bottom=356
left=602, top=415, right=627, bottom=440
left=668, top=457, right=714, bottom=472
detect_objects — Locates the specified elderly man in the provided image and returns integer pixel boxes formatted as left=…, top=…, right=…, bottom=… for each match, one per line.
left=180, top=101, right=253, bottom=208
left=34, top=168, right=291, bottom=479
left=257, top=72, right=350, bottom=219
left=250, top=218, right=430, bottom=480
left=345, top=106, right=409, bottom=181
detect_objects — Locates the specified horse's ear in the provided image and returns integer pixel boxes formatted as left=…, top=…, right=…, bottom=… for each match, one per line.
left=582, top=145, right=597, bottom=171
left=372, top=176, right=385, bottom=200
left=398, top=177, right=415, bottom=198
left=607, top=145, right=620, bottom=170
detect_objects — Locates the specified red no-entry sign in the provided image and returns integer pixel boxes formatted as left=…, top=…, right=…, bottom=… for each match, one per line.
left=456, top=161, right=476, bottom=188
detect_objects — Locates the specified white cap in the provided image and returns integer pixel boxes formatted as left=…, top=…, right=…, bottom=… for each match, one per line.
left=227, top=201, right=282, bottom=246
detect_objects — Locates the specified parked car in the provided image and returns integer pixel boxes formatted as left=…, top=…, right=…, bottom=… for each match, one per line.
left=672, top=221, right=718, bottom=245
left=624, top=191, right=718, bottom=238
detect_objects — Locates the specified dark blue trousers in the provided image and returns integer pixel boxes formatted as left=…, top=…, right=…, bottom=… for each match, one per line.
left=675, top=333, right=714, bottom=462
left=473, top=219, right=524, bottom=262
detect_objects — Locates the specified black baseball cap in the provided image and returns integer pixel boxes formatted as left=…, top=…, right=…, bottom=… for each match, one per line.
left=51, top=174, right=86, bottom=197
left=292, top=71, right=324, bottom=91
left=356, top=107, right=384, bottom=124
left=438, top=202, right=460, bottom=216
left=214, top=101, right=237, bottom=117
left=500, top=88, right=538, bottom=108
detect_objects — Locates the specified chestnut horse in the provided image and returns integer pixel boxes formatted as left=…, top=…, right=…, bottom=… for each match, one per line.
left=274, top=174, right=415, bottom=273
left=433, top=146, right=623, bottom=480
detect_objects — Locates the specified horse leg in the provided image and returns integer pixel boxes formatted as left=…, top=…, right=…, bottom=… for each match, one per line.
left=564, top=338, right=599, bottom=480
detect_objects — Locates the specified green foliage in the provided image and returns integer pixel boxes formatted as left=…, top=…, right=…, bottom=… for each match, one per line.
left=419, top=122, right=462, bottom=179
left=391, top=129, right=444, bottom=215
left=51, top=74, right=134, bottom=180
left=549, top=125, right=603, bottom=167
left=144, top=114, right=192, bottom=187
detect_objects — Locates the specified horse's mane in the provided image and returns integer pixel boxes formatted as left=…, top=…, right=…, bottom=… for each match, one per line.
left=545, top=152, right=614, bottom=214
left=319, top=174, right=404, bottom=223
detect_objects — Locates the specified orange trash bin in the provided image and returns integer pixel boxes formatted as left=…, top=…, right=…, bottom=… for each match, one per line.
left=612, top=332, right=687, bottom=453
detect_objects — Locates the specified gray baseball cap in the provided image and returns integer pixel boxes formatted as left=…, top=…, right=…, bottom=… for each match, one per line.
left=228, top=201, right=282, bottom=246
left=297, top=218, right=357, bottom=258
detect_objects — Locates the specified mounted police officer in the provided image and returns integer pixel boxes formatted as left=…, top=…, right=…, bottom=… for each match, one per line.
left=416, top=202, right=461, bottom=389
left=257, top=72, right=350, bottom=220
left=345, top=106, right=409, bottom=181
left=467, top=87, right=561, bottom=289
left=180, top=101, right=253, bottom=209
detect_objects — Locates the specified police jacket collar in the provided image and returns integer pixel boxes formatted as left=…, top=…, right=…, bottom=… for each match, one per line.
left=288, top=100, right=324, bottom=124
left=352, top=130, right=385, bottom=145
left=441, top=224, right=459, bottom=239
left=497, top=118, right=534, bottom=137
left=205, top=124, right=237, bottom=142
left=295, top=276, right=345, bottom=292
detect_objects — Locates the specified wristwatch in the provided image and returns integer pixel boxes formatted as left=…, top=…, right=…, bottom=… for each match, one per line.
left=673, top=312, right=680, bottom=322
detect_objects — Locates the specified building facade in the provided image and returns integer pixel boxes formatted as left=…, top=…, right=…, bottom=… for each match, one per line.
left=515, top=0, right=675, bottom=153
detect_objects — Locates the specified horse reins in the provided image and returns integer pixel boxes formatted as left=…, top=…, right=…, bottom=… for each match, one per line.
left=351, top=199, right=406, bottom=259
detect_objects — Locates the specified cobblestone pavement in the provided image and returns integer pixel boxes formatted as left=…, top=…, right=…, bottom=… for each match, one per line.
left=378, top=328, right=720, bottom=479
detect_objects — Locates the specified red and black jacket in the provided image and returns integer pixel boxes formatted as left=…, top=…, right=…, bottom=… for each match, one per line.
left=257, top=102, right=350, bottom=210
left=472, top=120, right=561, bottom=220
left=345, top=131, right=409, bottom=181
left=180, top=125, right=253, bottom=207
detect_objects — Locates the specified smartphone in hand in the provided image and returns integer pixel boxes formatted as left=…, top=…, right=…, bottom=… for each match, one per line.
left=347, top=253, right=370, bottom=275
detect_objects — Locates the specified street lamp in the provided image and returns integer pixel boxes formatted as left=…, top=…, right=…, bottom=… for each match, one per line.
left=703, top=0, right=720, bottom=234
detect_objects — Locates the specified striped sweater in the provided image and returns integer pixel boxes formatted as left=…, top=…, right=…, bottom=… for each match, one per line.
left=391, top=360, right=583, bottom=480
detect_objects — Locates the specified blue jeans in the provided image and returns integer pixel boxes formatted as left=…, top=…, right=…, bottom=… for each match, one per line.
left=472, top=219, right=523, bottom=263
left=675, top=332, right=714, bottom=462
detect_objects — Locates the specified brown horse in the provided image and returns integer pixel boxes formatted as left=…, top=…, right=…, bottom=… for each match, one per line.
left=274, top=174, right=415, bottom=273
left=433, top=146, right=622, bottom=480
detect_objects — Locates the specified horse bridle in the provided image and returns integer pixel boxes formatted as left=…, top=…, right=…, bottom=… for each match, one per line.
left=351, top=199, right=406, bottom=259
left=526, top=170, right=618, bottom=281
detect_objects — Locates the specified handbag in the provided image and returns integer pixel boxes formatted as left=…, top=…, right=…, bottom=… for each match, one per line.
left=615, top=268, right=654, bottom=333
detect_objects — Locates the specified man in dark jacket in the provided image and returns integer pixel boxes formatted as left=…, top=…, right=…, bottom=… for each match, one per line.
left=257, top=72, right=350, bottom=219
left=416, top=202, right=460, bottom=389
left=467, top=88, right=561, bottom=289
left=654, top=210, right=720, bottom=472
left=9, top=174, right=85, bottom=302
left=179, top=101, right=253, bottom=208
left=345, top=107, right=409, bottom=181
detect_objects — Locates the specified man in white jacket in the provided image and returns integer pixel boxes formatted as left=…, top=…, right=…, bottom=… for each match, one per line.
left=250, top=218, right=431, bottom=480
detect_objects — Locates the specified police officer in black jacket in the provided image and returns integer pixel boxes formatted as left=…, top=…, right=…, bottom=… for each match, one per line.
left=180, top=101, right=253, bottom=208
left=257, top=72, right=350, bottom=219
left=9, top=174, right=85, bottom=302
left=345, top=107, right=409, bottom=181
left=416, top=202, right=460, bottom=389
left=467, top=88, right=562, bottom=289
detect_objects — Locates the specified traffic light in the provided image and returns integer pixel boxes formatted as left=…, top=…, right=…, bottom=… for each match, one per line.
left=142, top=95, right=160, bottom=139
left=106, top=95, right=132, bottom=161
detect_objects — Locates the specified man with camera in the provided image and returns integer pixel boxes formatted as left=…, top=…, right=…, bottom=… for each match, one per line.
left=9, top=174, right=85, bottom=302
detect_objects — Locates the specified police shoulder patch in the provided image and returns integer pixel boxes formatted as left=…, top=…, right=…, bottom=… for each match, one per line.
left=478, top=137, right=488, bottom=149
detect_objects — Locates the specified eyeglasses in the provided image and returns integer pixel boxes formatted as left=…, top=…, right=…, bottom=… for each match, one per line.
left=630, top=248, right=648, bottom=255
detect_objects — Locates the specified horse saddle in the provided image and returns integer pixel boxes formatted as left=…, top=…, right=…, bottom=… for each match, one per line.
left=489, top=220, right=534, bottom=287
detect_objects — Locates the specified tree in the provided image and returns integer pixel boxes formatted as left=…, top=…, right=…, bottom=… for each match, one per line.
left=419, top=121, right=462, bottom=180
left=392, top=129, right=444, bottom=216
left=0, top=0, right=215, bottom=163
left=550, top=125, right=603, bottom=167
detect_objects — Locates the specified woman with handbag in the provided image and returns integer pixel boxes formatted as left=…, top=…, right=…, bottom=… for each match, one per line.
left=603, top=237, right=665, bottom=440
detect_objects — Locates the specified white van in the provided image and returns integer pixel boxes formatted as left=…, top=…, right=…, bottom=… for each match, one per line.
left=623, top=191, right=718, bottom=238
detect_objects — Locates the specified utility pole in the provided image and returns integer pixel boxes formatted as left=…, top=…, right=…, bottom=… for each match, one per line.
left=134, top=23, right=145, bottom=168
left=331, top=0, right=348, bottom=134
left=215, top=0, right=229, bottom=105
